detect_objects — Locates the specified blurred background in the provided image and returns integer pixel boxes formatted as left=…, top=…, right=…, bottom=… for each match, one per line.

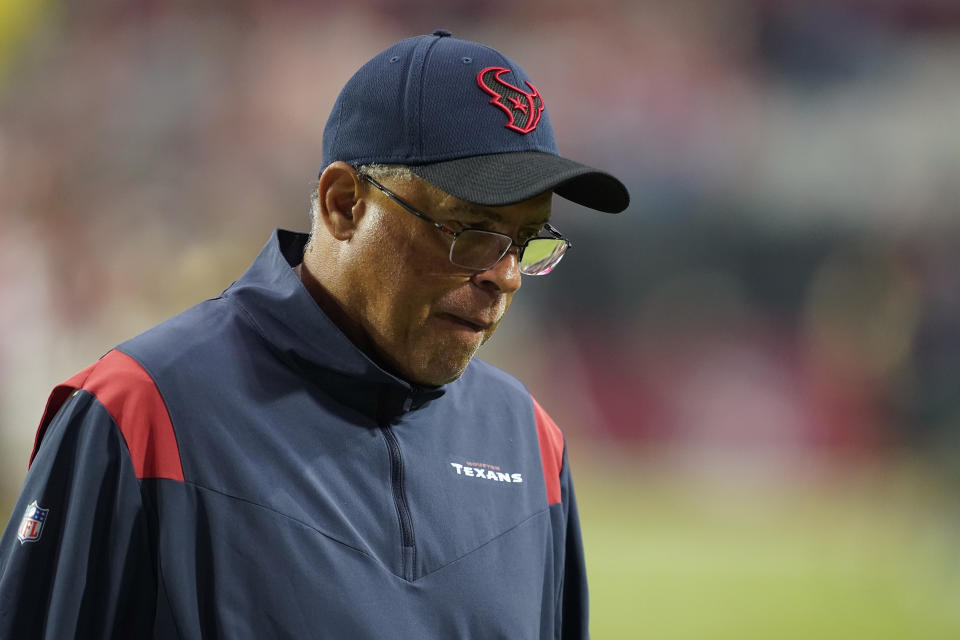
left=2, top=0, right=960, bottom=637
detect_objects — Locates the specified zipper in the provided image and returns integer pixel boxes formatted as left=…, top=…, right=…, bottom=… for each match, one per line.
left=380, top=426, right=416, bottom=581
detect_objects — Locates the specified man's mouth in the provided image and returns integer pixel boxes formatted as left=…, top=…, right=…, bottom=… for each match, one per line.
left=440, top=313, right=494, bottom=333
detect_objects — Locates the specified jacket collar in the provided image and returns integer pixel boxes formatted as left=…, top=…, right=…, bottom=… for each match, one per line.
left=224, top=229, right=445, bottom=421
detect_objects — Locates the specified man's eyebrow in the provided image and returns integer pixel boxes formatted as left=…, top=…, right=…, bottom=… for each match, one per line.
left=445, top=206, right=550, bottom=232
left=446, top=204, right=505, bottom=223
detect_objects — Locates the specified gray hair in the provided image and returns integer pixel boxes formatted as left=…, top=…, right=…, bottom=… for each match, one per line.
left=308, top=164, right=415, bottom=230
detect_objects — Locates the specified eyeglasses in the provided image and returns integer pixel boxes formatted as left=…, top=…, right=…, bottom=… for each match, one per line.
left=360, top=174, right=571, bottom=276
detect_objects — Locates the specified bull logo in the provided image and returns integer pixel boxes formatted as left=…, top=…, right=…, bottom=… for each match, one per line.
left=477, top=67, right=544, bottom=135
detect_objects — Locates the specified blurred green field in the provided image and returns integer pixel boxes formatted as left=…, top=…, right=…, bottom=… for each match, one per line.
left=576, top=451, right=960, bottom=639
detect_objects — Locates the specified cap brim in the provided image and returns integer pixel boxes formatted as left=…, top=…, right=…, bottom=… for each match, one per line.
left=409, top=152, right=630, bottom=213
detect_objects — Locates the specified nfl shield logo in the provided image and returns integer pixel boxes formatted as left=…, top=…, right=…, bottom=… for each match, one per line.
left=17, top=500, right=49, bottom=544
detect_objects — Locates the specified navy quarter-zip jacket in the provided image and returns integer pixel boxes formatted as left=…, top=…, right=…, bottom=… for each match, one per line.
left=0, top=230, right=589, bottom=639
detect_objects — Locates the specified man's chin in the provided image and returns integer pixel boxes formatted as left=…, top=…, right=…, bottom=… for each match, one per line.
left=401, top=348, right=479, bottom=388
left=406, top=360, right=470, bottom=388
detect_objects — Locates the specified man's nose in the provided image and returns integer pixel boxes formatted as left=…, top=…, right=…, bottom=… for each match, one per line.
left=473, top=248, right=522, bottom=294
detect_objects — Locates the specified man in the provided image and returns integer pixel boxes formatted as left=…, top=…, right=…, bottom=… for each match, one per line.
left=0, top=30, right=628, bottom=638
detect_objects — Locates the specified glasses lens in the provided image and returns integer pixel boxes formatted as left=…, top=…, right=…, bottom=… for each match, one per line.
left=519, top=238, right=568, bottom=276
left=451, top=230, right=513, bottom=270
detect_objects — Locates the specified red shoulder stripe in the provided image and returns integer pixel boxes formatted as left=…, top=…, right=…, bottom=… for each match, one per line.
left=531, top=395, right=564, bottom=506
left=31, top=350, right=184, bottom=481
left=30, top=365, right=97, bottom=466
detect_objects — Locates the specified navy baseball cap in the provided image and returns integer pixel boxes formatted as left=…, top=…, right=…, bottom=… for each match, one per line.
left=321, top=30, right=629, bottom=214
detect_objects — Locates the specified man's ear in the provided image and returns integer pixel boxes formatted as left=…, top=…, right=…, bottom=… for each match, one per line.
left=317, top=161, right=364, bottom=241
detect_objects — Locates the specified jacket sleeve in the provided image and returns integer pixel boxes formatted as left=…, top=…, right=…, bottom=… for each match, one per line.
left=0, top=390, right=156, bottom=639
left=531, top=395, right=590, bottom=639
left=558, top=450, right=589, bottom=640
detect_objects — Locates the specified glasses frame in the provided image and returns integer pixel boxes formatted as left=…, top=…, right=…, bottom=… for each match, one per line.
left=360, top=173, right=572, bottom=275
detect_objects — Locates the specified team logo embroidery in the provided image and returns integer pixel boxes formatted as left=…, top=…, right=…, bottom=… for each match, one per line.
left=477, top=67, right=544, bottom=134
left=17, top=500, right=49, bottom=544
left=450, top=460, right=523, bottom=483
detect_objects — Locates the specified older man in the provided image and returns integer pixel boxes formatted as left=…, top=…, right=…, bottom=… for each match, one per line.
left=0, top=31, right=628, bottom=638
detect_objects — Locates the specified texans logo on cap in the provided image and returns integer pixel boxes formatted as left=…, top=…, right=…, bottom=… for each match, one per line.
left=477, top=67, right=544, bottom=135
